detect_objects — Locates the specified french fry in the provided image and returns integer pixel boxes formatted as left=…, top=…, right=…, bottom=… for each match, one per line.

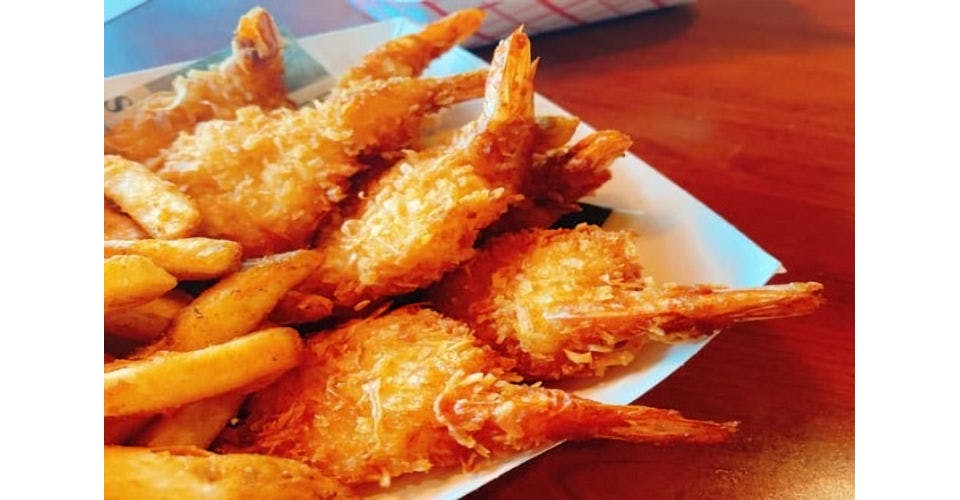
left=104, top=199, right=147, bottom=240
left=104, top=327, right=302, bottom=417
left=104, top=446, right=353, bottom=499
left=104, top=255, right=177, bottom=311
left=269, top=290, right=334, bottom=325
left=104, top=155, right=200, bottom=239
left=132, top=250, right=320, bottom=446
left=104, top=238, right=242, bottom=281
left=104, top=290, right=192, bottom=342
left=149, top=249, right=321, bottom=352
left=133, top=392, right=246, bottom=448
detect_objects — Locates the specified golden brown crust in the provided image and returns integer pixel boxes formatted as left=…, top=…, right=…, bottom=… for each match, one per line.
left=220, top=308, right=516, bottom=486
left=155, top=73, right=484, bottom=258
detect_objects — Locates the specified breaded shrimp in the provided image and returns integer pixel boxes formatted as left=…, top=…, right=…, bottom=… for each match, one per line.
left=271, top=116, right=588, bottom=326
left=336, top=8, right=485, bottom=90
left=218, top=307, right=736, bottom=487
left=485, top=130, right=632, bottom=236
left=296, top=28, right=537, bottom=311
left=430, top=225, right=824, bottom=380
left=317, top=70, right=487, bottom=157
left=104, top=7, right=291, bottom=163
left=156, top=71, right=485, bottom=257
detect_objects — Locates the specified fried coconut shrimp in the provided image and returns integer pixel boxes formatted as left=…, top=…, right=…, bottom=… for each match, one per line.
left=219, top=307, right=736, bottom=487
left=431, top=225, right=824, bottom=380
left=156, top=71, right=485, bottom=257
left=104, top=7, right=291, bottom=163
left=296, top=28, right=537, bottom=312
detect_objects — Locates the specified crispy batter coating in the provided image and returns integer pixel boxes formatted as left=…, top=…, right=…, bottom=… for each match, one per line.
left=156, top=73, right=484, bottom=257
left=219, top=307, right=736, bottom=487
left=318, top=70, right=486, bottom=157
left=336, top=8, right=485, bottom=89
left=104, top=7, right=291, bottom=163
left=431, top=225, right=824, bottom=380
left=296, top=29, right=537, bottom=311
left=105, top=446, right=354, bottom=499
left=485, top=130, right=632, bottom=236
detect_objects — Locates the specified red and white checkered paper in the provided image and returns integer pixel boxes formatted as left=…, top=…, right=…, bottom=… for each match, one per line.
left=348, top=0, right=694, bottom=46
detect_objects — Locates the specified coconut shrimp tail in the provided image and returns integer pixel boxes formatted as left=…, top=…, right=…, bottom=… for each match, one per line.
left=104, top=7, right=290, bottom=163
left=487, top=130, right=632, bottom=236
left=436, top=376, right=737, bottom=450
left=570, top=282, right=825, bottom=343
left=457, top=29, right=537, bottom=168
left=231, top=6, right=286, bottom=77
left=337, top=8, right=485, bottom=89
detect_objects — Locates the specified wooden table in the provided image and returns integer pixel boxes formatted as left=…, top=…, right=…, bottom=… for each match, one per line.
left=106, top=1, right=855, bottom=498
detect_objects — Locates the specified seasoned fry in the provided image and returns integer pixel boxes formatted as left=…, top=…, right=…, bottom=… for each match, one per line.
left=104, top=7, right=291, bottom=163
left=147, top=249, right=320, bottom=353
left=431, top=225, right=824, bottom=379
left=336, top=8, right=484, bottom=89
left=269, top=290, right=334, bottom=325
left=104, top=238, right=242, bottom=281
left=104, top=446, right=353, bottom=499
left=133, top=392, right=246, bottom=448
left=104, top=155, right=200, bottom=239
left=129, top=250, right=318, bottom=446
left=221, top=307, right=734, bottom=486
left=104, top=200, right=147, bottom=240
left=104, top=255, right=177, bottom=311
left=105, top=290, right=192, bottom=342
left=105, top=327, right=302, bottom=417
left=297, top=29, right=536, bottom=312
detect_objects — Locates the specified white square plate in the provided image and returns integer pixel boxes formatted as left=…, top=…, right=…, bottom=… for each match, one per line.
left=104, top=17, right=782, bottom=500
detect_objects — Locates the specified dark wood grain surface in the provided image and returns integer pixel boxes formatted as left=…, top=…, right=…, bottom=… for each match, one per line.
left=105, top=1, right=854, bottom=497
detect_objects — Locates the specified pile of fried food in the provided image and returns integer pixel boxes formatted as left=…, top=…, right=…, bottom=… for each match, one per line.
left=103, top=7, right=824, bottom=498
